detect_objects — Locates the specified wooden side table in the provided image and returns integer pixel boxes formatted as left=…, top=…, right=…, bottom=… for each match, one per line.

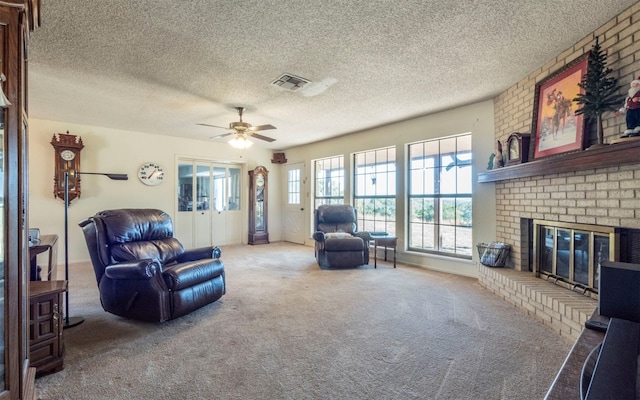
left=371, top=235, right=397, bottom=268
left=29, top=280, right=67, bottom=376
left=29, top=234, right=58, bottom=281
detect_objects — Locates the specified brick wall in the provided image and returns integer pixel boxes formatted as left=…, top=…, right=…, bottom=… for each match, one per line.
left=492, top=3, right=640, bottom=271
left=478, top=265, right=595, bottom=342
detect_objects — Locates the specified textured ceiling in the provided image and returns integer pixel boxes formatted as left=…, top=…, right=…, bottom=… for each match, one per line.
left=28, top=1, right=638, bottom=150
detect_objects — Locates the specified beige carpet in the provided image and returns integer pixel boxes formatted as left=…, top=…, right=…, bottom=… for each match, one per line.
left=35, top=242, right=571, bottom=400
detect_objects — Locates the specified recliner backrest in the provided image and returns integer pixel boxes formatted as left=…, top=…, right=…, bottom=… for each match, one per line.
left=95, top=208, right=184, bottom=265
left=315, top=205, right=358, bottom=234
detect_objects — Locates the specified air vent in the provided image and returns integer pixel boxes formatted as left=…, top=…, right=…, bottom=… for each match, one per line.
left=271, top=73, right=311, bottom=91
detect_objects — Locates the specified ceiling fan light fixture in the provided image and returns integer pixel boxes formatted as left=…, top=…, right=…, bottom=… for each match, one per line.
left=229, top=134, right=253, bottom=149
left=230, top=121, right=251, bottom=131
left=201, top=107, right=276, bottom=144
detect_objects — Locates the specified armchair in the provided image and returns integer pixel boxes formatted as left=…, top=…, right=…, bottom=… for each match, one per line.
left=313, top=205, right=370, bottom=268
left=79, top=208, right=225, bottom=322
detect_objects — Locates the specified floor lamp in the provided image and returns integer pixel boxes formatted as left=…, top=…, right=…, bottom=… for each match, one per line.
left=64, top=170, right=128, bottom=329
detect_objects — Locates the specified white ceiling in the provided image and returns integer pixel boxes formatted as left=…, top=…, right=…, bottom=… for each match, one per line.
left=28, top=1, right=637, bottom=150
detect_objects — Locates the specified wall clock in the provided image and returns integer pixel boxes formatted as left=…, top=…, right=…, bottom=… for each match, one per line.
left=248, top=166, right=269, bottom=245
left=138, top=162, right=165, bottom=186
left=506, top=132, right=531, bottom=166
left=51, top=131, right=84, bottom=203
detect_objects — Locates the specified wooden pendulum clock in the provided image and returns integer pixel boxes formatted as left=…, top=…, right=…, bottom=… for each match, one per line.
left=248, top=166, right=269, bottom=245
left=51, top=131, right=84, bottom=203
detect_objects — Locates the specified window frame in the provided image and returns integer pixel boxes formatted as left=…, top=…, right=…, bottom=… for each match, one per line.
left=313, top=155, right=345, bottom=209
left=407, top=134, right=472, bottom=258
left=353, top=146, right=396, bottom=235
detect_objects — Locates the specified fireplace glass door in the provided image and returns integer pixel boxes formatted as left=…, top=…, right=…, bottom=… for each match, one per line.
left=534, top=220, right=617, bottom=296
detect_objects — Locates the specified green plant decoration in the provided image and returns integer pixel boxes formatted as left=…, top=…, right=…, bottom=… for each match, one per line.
left=573, top=37, right=624, bottom=146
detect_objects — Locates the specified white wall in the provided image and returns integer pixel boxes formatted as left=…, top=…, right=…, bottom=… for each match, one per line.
left=28, top=118, right=282, bottom=264
left=29, top=100, right=497, bottom=278
left=284, top=100, right=497, bottom=277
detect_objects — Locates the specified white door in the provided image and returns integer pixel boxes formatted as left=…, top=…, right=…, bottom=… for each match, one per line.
left=176, top=159, right=243, bottom=248
left=211, top=165, right=243, bottom=245
left=176, top=162, right=195, bottom=247
left=194, top=163, right=213, bottom=248
left=225, top=166, right=243, bottom=243
left=284, top=163, right=306, bottom=244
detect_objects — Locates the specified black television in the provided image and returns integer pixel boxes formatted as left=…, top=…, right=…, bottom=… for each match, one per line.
left=599, top=260, right=640, bottom=322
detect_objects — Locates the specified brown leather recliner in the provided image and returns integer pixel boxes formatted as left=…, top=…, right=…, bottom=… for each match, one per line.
left=78, top=208, right=225, bottom=322
left=313, top=204, right=370, bottom=268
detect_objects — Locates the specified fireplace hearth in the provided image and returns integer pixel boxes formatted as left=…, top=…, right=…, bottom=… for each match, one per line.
left=478, top=221, right=640, bottom=342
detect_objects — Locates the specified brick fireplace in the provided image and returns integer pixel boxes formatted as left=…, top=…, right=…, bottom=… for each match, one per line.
left=480, top=141, right=640, bottom=263
left=477, top=147, right=640, bottom=341
left=476, top=3, right=640, bottom=341
left=491, top=157, right=640, bottom=273
left=478, top=209, right=640, bottom=341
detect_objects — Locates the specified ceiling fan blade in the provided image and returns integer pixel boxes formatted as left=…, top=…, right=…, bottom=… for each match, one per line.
left=250, top=132, right=276, bottom=142
left=250, top=124, right=276, bottom=132
left=210, top=132, right=234, bottom=139
left=197, top=123, right=229, bottom=130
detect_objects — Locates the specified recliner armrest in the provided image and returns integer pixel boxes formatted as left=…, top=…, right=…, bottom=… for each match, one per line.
left=162, top=259, right=225, bottom=290
left=313, top=231, right=326, bottom=242
left=178, top=246, right=222, bottom=261
left=354, top=231, right=372, bottom=242
left=104, top=260, right=160, bottom=280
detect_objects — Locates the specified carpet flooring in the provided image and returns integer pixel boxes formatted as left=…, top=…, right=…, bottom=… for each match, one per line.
left=34, top=242, right=572, bottom=399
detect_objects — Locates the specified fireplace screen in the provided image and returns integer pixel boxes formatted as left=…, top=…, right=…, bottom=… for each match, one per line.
left=534, top=220, right=617, bottom=297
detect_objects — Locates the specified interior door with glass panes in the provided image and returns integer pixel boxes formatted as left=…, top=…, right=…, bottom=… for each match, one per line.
left=210, top=164, right=242, bottom=244
left=176, top=160, right=242, bottom=248
left=176, top=162, right=195, bottom=247
left=284, top=163, right=305, bottom=244
left=223, top=166, right=242, bottom=244
left=194, top=163, right=213, bottom=248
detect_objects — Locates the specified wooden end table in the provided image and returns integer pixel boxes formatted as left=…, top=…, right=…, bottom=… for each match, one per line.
left=29, top=280, right=67, bottom=376
left=29, top=234, right=58, bottom=281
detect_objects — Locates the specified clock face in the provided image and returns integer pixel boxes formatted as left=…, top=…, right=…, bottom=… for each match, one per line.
left=256, top=173, right=265, bottom=187
left=60, top=149, right=76, bottom=161
left=509, top=138, right=519, bottom=160
left=138, top=162, right=164, bottom=186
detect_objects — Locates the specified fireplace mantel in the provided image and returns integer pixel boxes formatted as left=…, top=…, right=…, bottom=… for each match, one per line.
left=477, top=139, right=640, bottom=183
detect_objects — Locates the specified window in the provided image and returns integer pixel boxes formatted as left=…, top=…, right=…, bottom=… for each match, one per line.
left=353, top=147, right=396, bottom=235
left=228, top=167, right=241, bottom=210
left=177, top=163, right=241, bottom=212
left=313, top=155, right=344, bottom=209
left=288, top=168, right=301, bottom=205
left=408, top=134, right=472, bottom=257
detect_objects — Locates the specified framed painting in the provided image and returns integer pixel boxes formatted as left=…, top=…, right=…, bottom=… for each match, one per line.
left=532, top=53, right=589, bottom=159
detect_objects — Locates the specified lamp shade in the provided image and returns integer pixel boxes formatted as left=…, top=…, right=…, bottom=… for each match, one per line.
left=229, top=134, right=253, bottom=149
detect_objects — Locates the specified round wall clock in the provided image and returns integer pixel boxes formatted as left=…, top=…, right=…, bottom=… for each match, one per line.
left=138, top=162, right=165, bottom=186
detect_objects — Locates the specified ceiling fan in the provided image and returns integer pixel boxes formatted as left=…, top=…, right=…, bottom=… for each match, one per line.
left=198, top=107, right=277, bottom=143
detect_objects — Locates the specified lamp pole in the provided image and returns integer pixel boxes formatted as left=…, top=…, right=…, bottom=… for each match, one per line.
left=63, top=170, right=128, bottom=329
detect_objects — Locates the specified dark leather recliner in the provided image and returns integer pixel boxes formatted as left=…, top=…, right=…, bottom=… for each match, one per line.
left=79, top=208, right=225, bottom=322
left=313, top=204, right=370, bottom=268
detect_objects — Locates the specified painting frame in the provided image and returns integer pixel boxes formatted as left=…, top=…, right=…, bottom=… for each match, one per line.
left=532, top=53, right=590, bottom=160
